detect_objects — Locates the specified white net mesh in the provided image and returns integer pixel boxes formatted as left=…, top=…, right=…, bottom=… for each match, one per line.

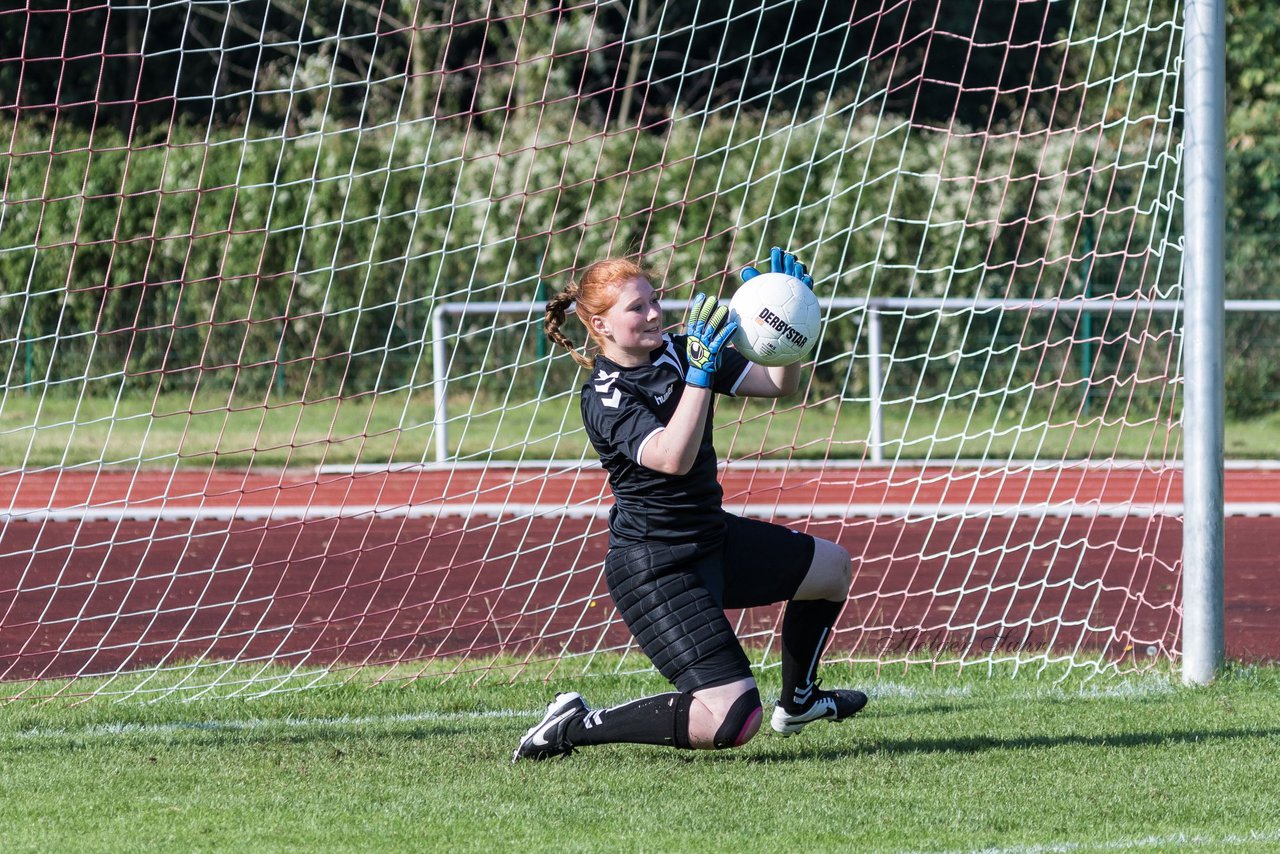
left=0, top=1, right=1190, bottom=699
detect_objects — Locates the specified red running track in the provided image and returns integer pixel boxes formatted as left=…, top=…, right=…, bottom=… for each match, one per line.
left=1, top=466, right=1277, bottom=682
left=3, top=465, right=1280, bottom=512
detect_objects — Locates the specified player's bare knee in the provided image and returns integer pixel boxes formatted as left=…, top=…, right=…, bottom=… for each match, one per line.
left=813, top=539, right=851, bottom=599
left=833, top=544, right=852, bottom=595
left=710, top=687, right=762, bottom=749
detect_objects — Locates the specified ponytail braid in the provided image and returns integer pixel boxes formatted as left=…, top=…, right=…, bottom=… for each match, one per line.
left=544, top=284, right=594, bottom=369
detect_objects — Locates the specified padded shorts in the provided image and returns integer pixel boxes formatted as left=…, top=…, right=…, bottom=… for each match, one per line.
left=603, top=512, right=817, bottom=693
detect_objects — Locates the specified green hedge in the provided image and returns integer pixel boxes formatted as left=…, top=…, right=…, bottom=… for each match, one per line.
left=0, top=100, right=1267, bottom=418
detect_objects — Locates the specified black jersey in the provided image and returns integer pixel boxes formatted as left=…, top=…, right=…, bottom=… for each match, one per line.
left=580, top=334, right=752, bottom=548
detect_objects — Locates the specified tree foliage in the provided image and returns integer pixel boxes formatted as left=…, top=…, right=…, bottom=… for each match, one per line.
left=0, top=1, right=1271, bottom=414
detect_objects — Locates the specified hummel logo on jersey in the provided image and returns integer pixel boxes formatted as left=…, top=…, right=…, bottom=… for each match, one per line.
left=654, top=384, right=674, bottom=405
left=594, top=369, right=621, bottom=409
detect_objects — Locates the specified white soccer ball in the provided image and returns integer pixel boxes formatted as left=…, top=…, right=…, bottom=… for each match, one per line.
left=728, top=272, right=821, bottom=367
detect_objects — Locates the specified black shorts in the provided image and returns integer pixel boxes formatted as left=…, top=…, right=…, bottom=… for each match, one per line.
left=603, top=512, right=817, bottom=693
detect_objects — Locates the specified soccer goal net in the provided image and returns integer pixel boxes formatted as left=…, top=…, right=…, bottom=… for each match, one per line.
left=1, top=1, right=1189, bottom=699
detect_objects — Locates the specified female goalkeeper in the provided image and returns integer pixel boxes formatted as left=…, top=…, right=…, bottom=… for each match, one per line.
left=514, top=249, right=866, bottom=761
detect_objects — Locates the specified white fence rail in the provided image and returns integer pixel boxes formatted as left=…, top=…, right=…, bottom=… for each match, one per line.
left=430, top=297, right=1280, bottom=465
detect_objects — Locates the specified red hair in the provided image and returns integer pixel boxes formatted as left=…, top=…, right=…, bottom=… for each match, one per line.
left=543, top=258, right=649, bottom=368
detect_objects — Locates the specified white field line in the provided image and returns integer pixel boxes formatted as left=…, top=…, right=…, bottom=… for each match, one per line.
left=316, top=459, right=1280, bottom=473
left=916, top=827, right=1280, bottom=854
left=5, top=678, right=1174, bottom=742
left=3, top=501, right=1278, bottom=522
left=6, top=708, right=530, bottom=741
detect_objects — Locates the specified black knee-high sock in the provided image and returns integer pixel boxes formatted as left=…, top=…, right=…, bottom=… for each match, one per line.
left=565, top=692, right=694, bottom=748
left=780, top=598, right=844, bottom=711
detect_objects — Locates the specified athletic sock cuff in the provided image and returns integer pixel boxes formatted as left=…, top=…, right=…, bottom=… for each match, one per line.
left=673, top=692, right=695, bottom=750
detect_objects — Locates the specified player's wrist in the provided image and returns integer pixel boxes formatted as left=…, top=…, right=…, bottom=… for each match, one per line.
left=685, top=366, right=714, bottom=388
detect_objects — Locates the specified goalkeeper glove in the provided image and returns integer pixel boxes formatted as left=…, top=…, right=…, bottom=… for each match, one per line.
left=740, top=246, right=815, bottom=290
left=684, top=293, right=738, bottom=389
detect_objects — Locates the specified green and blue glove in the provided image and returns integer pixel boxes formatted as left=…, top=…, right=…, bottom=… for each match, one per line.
left=740, top=246, right=815, bottom=290
left=684, top=293, right=739, bottom=389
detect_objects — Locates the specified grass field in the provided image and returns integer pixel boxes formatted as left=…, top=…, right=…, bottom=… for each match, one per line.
left=3, top=661, right=1280, bottom=853
left=2, top=390, right=1278, bottom=468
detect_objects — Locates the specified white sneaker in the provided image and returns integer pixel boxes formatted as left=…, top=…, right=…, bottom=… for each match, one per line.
left=512, top=692, right=589, bottom=762
left=770, top=685, right=868, bottom=736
